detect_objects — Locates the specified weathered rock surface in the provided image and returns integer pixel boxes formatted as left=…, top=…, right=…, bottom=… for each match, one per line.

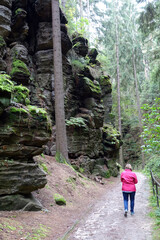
left=0, top=4, right=11, bottom=38
left=0, top=72, right=51, bottom=210
left=0, top=0, right=122, bottom=211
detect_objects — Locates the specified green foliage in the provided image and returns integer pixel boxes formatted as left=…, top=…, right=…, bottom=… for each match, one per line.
left=141, top=98, right=160, bottom=155
left=10, top=59, right=30, bottom=77
left=54, top=193, right=66, bottom=205
left=66, top=117, right=87, bottom=128
left=0, top=73, right=14, bottom=93
left=149, top=195, right=160, bottom=239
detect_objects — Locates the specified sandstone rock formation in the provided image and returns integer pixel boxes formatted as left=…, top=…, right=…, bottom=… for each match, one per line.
left=0, top=0, right=122, bottom=210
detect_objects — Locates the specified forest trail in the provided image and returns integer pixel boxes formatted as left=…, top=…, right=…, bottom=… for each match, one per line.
left=67, top=173, right=153, bottom=240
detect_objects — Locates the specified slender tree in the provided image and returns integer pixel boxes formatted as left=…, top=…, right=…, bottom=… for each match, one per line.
left=115, top=7, right=123, bottom=167
left=51, top=0, right=69, bottom=162
left=132, top=50, right=145, bottom=168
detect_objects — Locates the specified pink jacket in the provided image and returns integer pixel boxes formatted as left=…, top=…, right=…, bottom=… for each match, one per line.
left=121, top=169, right=138, bottom=192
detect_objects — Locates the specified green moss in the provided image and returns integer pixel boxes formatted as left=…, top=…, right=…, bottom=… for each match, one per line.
left=66, top=117, right=87, bottom=128
left=84, top=77, right=101, bottom=94
left=102, top=124, right=121, bottom=150
left=15, top=8, right=23, bottom=15
left=27, top=105, right=47, bottom=119
left=102, top=124, right=120, bottom=136
left=39, top=163, right=49, bottom=174
left=9, top=107, right=28, bottom=114
left=100, top=75, right=111, bottom=86
left=71, top=59, right=86, bottom=70
left=10, top=59, right=30, bottom=77
left=12, top=85, right=30, bottom=105
left=54, top=193, right=66, bottom=205
left=0, top=73, right=14, bottom=93
left=0, top=36, right=6, bottom=47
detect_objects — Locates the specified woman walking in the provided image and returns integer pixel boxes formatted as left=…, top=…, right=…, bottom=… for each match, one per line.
left=121, top=164, right=138, bottom=217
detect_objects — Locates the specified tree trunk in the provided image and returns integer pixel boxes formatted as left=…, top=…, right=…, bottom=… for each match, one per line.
left=79, top=0, right=83, bottom=18
left=115, top=12, right=123, bottom=167
left=51, top=0, right=69, bottom=162
left=133, top=51, right=145, bottom=169
left=61, top=0, right=67, bottom=10
left=86, top=0, right=90, bottom=39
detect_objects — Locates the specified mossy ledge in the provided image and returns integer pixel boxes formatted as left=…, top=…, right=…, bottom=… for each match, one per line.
left=10, top=59, right=30, bottom=77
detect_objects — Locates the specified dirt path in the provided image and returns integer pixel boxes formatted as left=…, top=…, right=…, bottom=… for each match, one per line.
left=67, top=173, right=153, bottom=240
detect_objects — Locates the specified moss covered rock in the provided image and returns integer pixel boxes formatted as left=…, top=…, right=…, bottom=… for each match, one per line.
left=10, top=59, right=30, bottom=84
left=12, top=85, right=30, bottom=105
left=0, top=73, right=13, bottom=110
left=54, top=193, right=66, bottom=205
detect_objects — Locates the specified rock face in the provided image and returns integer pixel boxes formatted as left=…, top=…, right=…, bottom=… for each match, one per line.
left=0, top=74, right=51, bottom=210
left=0, top=0, right=122, bottom=210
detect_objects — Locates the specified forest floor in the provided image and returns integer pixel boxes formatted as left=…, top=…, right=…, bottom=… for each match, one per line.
left=0, top=157, right=153, bottom=240
left=0, top=156, right=114, bottom=240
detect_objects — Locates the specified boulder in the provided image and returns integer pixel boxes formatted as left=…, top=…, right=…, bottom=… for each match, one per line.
left=0, top=161, right=47, bottom=195
left=0, top=193, right=43, bottom=211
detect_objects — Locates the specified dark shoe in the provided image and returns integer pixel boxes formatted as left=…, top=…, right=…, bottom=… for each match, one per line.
left=124, top=210, right=128, bottom=217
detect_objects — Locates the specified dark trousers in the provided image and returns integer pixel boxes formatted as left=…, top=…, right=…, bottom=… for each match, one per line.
left=123, top=192, right=136, bottom=213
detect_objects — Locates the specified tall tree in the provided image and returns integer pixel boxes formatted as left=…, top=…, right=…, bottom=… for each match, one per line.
left=115, top=7, right=123, bottom=167
left=132, top=50, right=145, bottom=168
left=51, top=0, right=69, bottom=162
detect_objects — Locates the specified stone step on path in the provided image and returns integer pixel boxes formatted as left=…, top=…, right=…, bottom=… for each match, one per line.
left=68, top=173, right=153, bottom=240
